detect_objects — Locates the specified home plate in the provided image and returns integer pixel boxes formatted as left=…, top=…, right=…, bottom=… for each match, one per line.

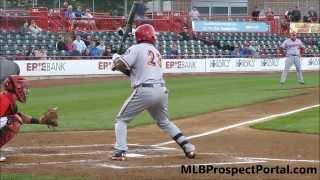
left=0, top=156, right=7, bottom=162
left=126, top=153, right=145, bottom=158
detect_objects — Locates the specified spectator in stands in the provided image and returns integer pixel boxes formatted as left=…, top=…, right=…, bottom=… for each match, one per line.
left=179, top=27, right=193, bottom=41
left=81, top=35, right=90, bottom=46
left=251, top=6, right=260, bottom=21
left=29, top=20, right=42, bottom=35
left=102, top=44, right=113, bottom=57
left=82, top=8, right=96, bottom=30
left=275, top=48, right=284, bottom=57
left=135, top=0, right=147, bottom=20
left=25, top=47, right=35, bottom=57
left=34, top=47, right=47, bottom=60
left=240, top=42, right=256, bottom=57
left=56, top=35, right=67, bottom=51
left=97, top=41, right=106, bottom=56
left=198, top=33, right=220, bottom=48
left=74, top=6, right=84, bottom=18
left=73, top=35, right=87, bottom=55
left=285, top=8, right=293, bottom=21
left=65, top=36, right=79, bottom=56
left=65, top=5, right=75, bottom=19
left=265, top=8, right=274, bottom=21
left=189, top=7, right=200, bottom=21
left=167, top=43, right=179, bottom=58
left=259, top=48, right=268, bottom=58
left=47, top=9, right=53, bottom=17
left=15, top=50, right=25, bottom=60
left=20, top=21, right=30, bottom=33
left=87, top=40, right=101, bottom=59
left=291, top=6, right=301, bottom=22
left=230, top=44, right=241, bottom=57
left=307, top=7, right=318, bottom=22
left=63, top=1, right=69, bottom=9
left=280, top=19, right=290, bottom=34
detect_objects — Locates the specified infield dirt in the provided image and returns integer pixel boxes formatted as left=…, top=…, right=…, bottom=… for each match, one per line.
left=0, top=76, right=319, bottom=180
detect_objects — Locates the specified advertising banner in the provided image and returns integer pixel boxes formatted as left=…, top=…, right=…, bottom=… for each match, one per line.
left=15, top=60, right=121, bottom=76
left=290, top=23, right=320, bottom=33
left=192, top=21, right=270, bottom=32
left=15, top=57, right=319, bottom=76
left=162, top=59, right=206, bottom=73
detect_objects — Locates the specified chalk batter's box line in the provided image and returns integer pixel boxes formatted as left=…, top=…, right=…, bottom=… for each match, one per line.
left=2, top=152, right=319, bottom=170
left=1, top=156, right=266, bottom=169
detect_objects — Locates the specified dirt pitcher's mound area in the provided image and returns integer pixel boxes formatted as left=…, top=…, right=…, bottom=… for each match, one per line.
left=1, top=83, right=319, bottom=179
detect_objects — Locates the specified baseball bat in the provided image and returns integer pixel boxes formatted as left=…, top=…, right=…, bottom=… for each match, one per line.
left=118, top=1, right=138, bottom=54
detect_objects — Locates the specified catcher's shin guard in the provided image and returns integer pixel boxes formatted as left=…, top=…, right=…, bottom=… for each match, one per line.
left=0, top=119, right=21, bottom=148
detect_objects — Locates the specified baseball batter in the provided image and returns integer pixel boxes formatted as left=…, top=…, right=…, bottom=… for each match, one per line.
left=280, top=32, right=305, bottom=84
left=0, top=75, right=58, bottom=162
left=111, top=24, right=195, bottom=161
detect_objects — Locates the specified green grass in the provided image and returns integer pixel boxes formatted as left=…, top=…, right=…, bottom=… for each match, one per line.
left=0, top=174, right=85, bottom=180
left=251, top=107, right=320, bottom=134
left=19, top=72, right=319, bottom=132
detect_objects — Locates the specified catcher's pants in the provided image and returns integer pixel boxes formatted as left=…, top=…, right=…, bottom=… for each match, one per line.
left=280, top=55, right=304, bottom=83
left=114, top=84, right=188, bottom=151
left=0, top=118, right=21, bottom=148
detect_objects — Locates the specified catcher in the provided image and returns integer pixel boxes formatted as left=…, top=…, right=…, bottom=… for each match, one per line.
left=0, top=75, right=58, bottom=162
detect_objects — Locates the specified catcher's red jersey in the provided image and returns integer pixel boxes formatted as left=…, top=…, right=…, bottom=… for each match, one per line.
left=0, top=92, right=20, bottom=148
left=0, top=92, right=17, bottom=116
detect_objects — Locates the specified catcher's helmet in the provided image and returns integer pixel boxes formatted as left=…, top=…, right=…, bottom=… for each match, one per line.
left=3, top=75, right=29, bottom=103
left=135, top=24, right=156, bottom=44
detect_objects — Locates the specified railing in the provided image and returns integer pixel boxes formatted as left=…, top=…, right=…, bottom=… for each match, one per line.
left=0, top=8, right=291, bottom=34
left=1, top=8, right=319, bottom=35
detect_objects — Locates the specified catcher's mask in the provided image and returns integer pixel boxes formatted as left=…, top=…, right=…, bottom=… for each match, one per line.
left=3, top=75, right=29, bottom=103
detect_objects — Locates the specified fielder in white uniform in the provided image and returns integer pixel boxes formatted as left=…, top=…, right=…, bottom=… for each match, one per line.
left=280, top=32, right=305, bottom=84
left=111, top=24, right=195, bottom=161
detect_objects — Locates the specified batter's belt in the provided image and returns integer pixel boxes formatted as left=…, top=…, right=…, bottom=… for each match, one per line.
left=135, top=83, right=165, bottom=88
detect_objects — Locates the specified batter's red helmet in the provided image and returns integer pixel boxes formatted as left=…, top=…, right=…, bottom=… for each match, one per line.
left=135, top=24, right=156, bottom=44
left=3, top=75, right=29, bottom=103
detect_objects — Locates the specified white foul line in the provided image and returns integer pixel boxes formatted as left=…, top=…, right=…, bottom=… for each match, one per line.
left=241, top=157, right=320, bottom=163
left=154, top=104, right=320, bottom=146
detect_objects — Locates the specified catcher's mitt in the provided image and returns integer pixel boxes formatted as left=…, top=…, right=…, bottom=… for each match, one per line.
left=40, top=107, right=58, bottom=127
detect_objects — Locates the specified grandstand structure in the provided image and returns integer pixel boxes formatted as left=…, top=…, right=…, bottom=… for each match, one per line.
left=0, top=0, right=319, bottom=59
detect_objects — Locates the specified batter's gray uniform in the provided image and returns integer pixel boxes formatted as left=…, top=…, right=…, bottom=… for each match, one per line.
left=280, top=38, right=305, bottom=84
left=113, top=43, right=195, bottom=154
left=0, top=58, right=20, bottom=83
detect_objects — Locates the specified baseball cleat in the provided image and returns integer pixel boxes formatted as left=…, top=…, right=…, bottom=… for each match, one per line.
left=183, top=143, right=196, bottom=159
left=111, top=150, right=127, bottom=161
left=185, top=151, right=196, bottom=159
left=0, top=156, right=6, bottom=162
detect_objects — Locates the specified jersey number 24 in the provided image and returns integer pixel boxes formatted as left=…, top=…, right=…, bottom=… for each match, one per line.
left=147, top=50, right=162, bottom=67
